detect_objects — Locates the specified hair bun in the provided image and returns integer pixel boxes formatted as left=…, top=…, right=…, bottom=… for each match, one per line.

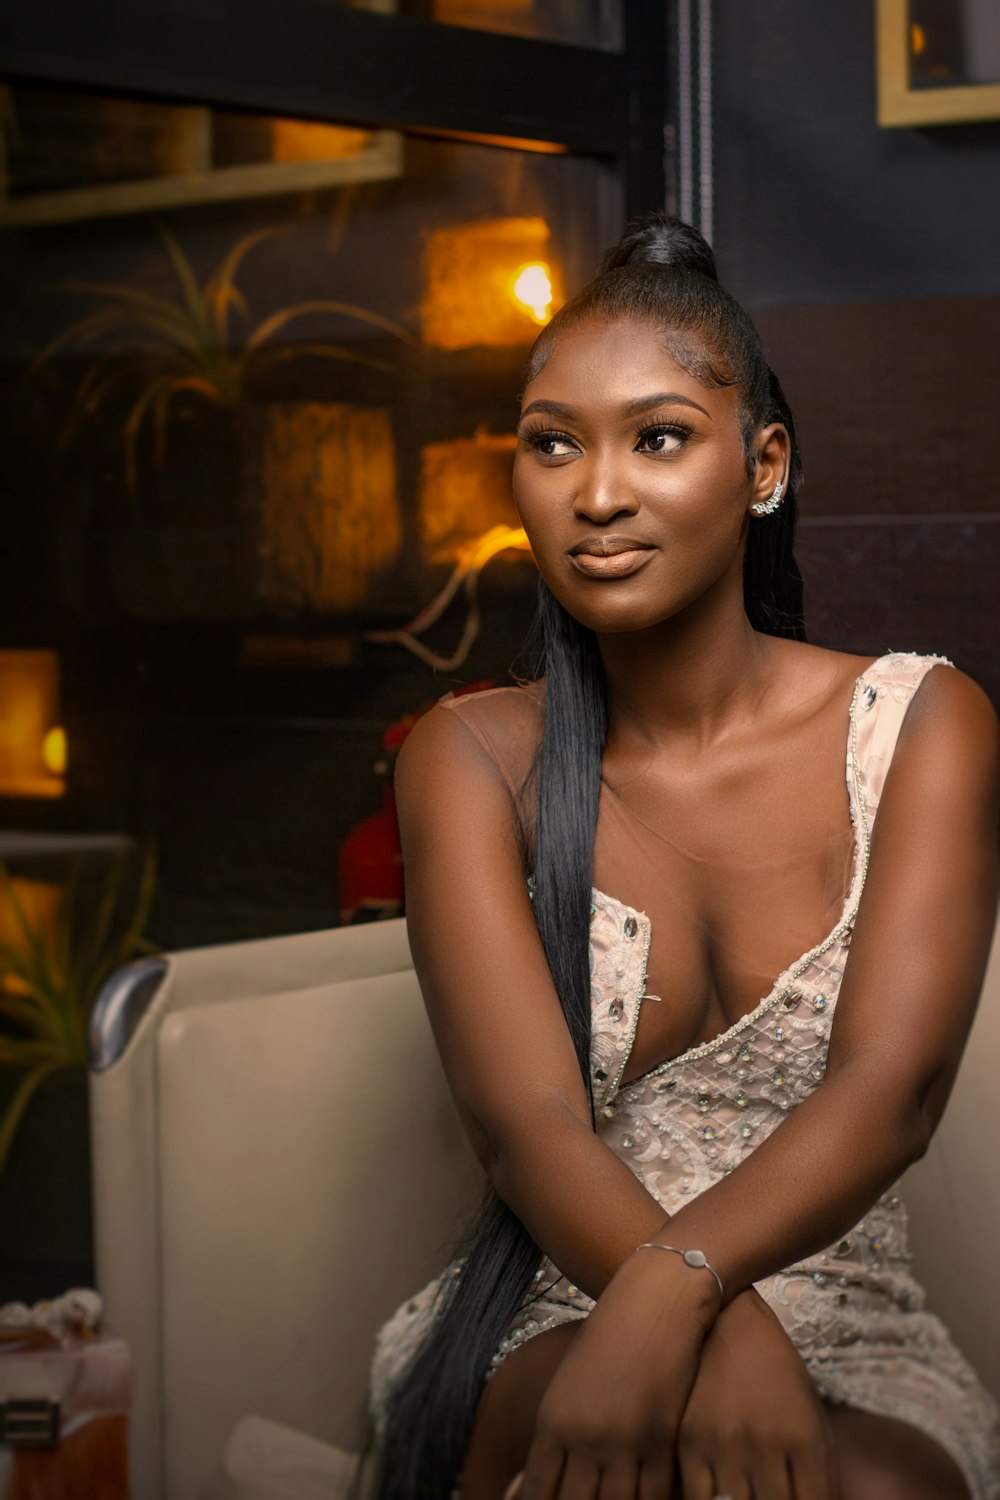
left=600, top=212, right=718, bottom=281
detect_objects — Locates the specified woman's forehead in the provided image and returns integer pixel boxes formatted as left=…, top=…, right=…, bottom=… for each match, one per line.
left=522, top=317, right=737, bottom=414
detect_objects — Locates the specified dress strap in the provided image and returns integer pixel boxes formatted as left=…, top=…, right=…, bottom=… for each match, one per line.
left=851, top=652, right=953, bottom=825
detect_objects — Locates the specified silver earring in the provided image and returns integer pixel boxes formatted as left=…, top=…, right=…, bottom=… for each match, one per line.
left=751, top=479, right=784, bottom=517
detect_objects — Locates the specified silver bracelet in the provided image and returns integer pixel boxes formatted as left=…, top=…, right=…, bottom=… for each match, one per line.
left=634, top=1242, right=724, bottom=1302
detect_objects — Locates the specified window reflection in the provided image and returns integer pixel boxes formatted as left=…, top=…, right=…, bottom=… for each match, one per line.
left=345, top=0, right=621, bottom=49
left=908, top=0, right=1000, bottom=88
left=0, top=82, right=615, bottom=944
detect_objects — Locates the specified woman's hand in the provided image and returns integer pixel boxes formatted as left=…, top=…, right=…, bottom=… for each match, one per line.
left=676, top=1290, right=839, bottom=1500
left=516, top=1249, right=720, bottom=1498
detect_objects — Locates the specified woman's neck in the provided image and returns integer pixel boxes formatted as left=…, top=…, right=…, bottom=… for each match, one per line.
left=598, top=589, right=778, bottom=758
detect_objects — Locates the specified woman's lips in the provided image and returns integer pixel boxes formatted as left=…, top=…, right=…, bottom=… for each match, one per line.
left=569, top=547, right=655, bottom=578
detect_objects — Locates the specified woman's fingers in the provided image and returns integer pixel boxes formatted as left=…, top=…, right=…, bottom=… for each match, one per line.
left=789, top=1437, right=838, bottom=1500
left=676, top=1450, right=715, bottom=1500
left=594, top=1455, right=640, bottom=1500
left=541, top=1450, right=598, bottom=1500
left=636, top=1454, right=675, bottom=1500
left=519, top=1436, right=565, bottom=1500
left=700, top=1457, right=755, bottom=1500
left=705, top=1466, right=755, bottom=1500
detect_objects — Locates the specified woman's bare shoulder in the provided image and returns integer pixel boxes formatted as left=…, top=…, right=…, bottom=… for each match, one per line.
left=436, top=679, right=545, bottom=724
left=890, top=656, right=998, bottom=765
left=397, top=680, right=545, bottom=800
left=763, top=638, right=877, bottom=720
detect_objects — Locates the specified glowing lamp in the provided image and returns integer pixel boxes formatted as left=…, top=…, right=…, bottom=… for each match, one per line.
left=420, top=216, right=561, bottom=349
left=42, top=725, right=68, bottom=777
left=512, top=263, right=553, bottom=324
left=0, top=650, right=66, bottom=798
left=911, top=23, right=926, bottom=55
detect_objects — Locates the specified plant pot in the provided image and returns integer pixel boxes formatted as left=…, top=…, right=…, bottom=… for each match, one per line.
left=98, top=399, right=403, bottom=621
left=249, top=400, right=402, bottom=615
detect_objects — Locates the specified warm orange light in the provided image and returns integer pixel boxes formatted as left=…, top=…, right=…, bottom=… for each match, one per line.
left=911, top=23, right=926, bottom=55
left=258, top=402, right=401, bottom=614
left=420, top=429, right=519, bottom=562
left=0, top=650, right=65, bottom=798
left=512, top=262, right=553, bottom=324
left=420, top=217, right=560, bottom=350
left=42, top=725, right=68, bottom=777
left=271, top=119, right=372, bottom=163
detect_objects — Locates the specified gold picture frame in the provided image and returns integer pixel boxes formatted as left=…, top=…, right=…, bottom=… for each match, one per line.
left=877, top=0, right=1000, bottom=126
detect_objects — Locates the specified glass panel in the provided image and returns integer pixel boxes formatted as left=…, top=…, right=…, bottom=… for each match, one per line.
left=346, top=0, right=622, bottom=50
left=0, top=80, right=618, bottom=950
left=0, top=82, right=402, bottom=224
left=908, top=0, right=1000, bottom=89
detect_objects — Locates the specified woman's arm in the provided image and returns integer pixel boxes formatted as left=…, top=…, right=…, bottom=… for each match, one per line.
left=510, top=666, right=996, bottom=1500
left=642, top=665, right=1000, bottom=1301
left=395, top=702, right=684, bottom=1294
left=400, top=701, right=739, bottom=1494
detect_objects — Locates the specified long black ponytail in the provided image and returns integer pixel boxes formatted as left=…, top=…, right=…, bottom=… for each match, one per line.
left=374, top=213, right=805, bottom=1498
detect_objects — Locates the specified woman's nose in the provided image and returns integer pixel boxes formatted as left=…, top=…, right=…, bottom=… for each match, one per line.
left=572, top=458, right=639, bottom=523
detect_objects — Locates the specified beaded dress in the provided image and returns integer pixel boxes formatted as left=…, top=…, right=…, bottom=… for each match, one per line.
left=370, top=652, right=1000, bottom=1498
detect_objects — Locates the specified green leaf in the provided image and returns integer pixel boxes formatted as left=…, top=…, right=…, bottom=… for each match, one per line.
left=27, top=308, right=131, bottom=376
left=204, top=226, right=291, bottom=342
left=61, top=279, right=199, bottom=337
left=245, top=299, right=415, bottom=353
left=123, top=374, right=224, bottom=494
left=153, top=219, right=214, bottom=346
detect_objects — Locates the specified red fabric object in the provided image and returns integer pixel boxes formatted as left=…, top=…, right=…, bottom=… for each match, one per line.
left=338, top=785, right=404, bottom=924
left=338, top=682, right=496, bottom=923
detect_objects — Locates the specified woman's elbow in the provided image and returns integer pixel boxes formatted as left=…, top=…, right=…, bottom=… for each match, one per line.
left=480, top=1092, right=591, bottom=1199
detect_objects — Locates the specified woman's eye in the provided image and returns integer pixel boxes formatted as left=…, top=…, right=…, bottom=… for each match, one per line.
left=635, top=424, right=688, bottom=454
left=521, top=430, right=578, bottom=457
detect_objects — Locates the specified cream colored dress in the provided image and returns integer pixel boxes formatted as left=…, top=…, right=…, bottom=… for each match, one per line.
left=371, top=652, right=1000, bottom=1499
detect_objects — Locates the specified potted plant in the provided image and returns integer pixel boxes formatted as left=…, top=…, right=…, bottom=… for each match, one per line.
left=30, top=221, right=415, bottom=619
left=0, top=849, right=157, bottom=1297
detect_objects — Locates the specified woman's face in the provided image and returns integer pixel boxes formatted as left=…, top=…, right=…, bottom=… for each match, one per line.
left=513, top=316, right=781, bottom=636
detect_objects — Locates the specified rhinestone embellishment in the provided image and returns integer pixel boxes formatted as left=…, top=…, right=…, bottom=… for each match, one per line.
left=624, top=915, right=638, bottom=940
left=863, top=684, right=877, bottom=710
left=609, top=997, right=624, bottom=1021
left=735, top=1089, right=748, bottom=1108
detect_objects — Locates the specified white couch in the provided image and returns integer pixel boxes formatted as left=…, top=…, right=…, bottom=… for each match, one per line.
left=89, top=916, right=1000, bottom=1500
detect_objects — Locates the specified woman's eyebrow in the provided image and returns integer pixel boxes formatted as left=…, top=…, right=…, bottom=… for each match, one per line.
left=623, top=391, right=712, bottom=419
left=518, top=399, right=577, bottom=420
left=519, top=392, right=711, bottom=421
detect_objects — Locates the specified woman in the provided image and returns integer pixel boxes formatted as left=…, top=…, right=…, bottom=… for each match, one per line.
left=368, top=215, right=1000, bottom=1500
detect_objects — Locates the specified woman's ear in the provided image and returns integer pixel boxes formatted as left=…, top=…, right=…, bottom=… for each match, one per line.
left=748, top=423, right=791, bottom=516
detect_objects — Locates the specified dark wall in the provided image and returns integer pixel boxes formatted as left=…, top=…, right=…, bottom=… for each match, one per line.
left=713, top=0, right=1000, bottom=704
left=714, top=0, right=1000, bottom=306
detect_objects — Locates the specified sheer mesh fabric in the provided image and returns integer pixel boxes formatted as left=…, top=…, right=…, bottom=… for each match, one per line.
left=370, top=652, right=1000, bottom=1499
